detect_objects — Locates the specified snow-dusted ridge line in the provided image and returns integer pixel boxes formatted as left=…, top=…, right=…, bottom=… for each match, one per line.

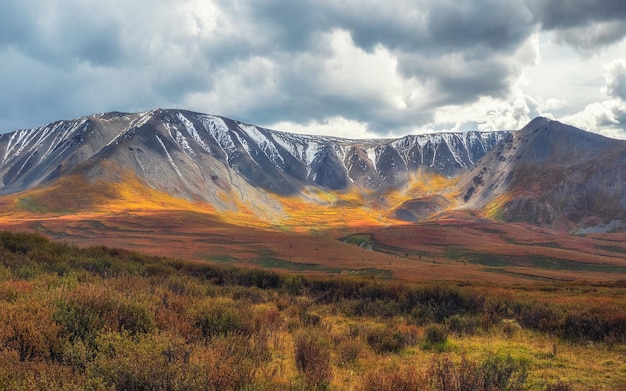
left=271, top=132, right=305, bottom=161
left=231, top=131, right=261, bottom=167
left=0, top=108, right=513, bottom=196
left=197, top=114, right=237, bottom=157
left=238, top=123, right=285, bottom=167
left=177, top=112, right=212, bottom=154
left=164, top=122, right=196, bottom=159
left=0, top=119, right=91, bottom=164
left=14, top=150, right=37, bottom=179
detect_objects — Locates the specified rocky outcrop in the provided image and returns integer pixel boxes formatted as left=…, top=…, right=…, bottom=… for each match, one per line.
left=459, top=117, right=626, bottom=230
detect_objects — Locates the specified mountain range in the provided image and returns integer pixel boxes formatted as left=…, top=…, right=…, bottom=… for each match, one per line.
left=0, top=109, right=625, bottom=232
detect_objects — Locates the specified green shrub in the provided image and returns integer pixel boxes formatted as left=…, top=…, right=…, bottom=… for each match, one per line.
left=366, top=326, right=405, bottom=354
left=91, top=331, right=186, bottom=391
left=480, top=354, right=527, bottom=391
left=54, top=300, right=103, bottom=349
left=92, top=332, right=262, bottom=390
left=117, top=301, right=156, bottom=335
left=515, top=302, right=561, bottom=334
left=195, top=300, right=254, bottom=338
left=424, top=324, right=449, bottom=346
left=54, top=287, right=156, bottom=345
left=447, top=314, right=480, bottom=336
left=231, top=285, right=267, bottom=303
left=164, top=274, right=208, bottom=296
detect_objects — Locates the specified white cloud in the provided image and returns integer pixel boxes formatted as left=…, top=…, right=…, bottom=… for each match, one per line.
left=554, top=57, right=626, bottom=140
left=182, top=56, right=280, bottom=118
left=269, top=117, right=378, bottom=139
left=603, top=59, right=626, bottom=100
left=561, top=100, right=626, bottom=139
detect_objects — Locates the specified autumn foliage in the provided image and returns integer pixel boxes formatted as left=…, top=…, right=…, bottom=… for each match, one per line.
left=0, top=232, right=624, bottom=390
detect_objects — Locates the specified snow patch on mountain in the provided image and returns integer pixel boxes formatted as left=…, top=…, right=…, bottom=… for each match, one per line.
left=272, top=132, right=305, bottom=161
left=366, top=147, right=377, bottom=169
left=155, top=134, right=183, bottom=180
left=198, top=115, right=237, bottom=156
left=239, top=123, right=285, bottom=167
left=304, top=141, right=322, bottom=176
left=177, top=113, right=211, bottom=154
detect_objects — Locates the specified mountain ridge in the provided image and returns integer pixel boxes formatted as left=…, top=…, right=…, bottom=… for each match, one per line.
left=2, top=109, right=626, bottom=232
left=0, top=109, right=509, bottom=216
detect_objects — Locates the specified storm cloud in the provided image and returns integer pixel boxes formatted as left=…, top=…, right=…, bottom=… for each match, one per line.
left=1, top=0, right=626, bottom=138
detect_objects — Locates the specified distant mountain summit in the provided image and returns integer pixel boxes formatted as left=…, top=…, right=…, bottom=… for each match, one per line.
left=459, top=117, right=626, bottom=230
left=0, top=109, right=507, bottom=215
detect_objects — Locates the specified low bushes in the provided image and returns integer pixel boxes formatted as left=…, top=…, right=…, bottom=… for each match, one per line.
left=0, top=232, right=623, bottom=390
left=194, top=299, right=254, bottom=339
left=447, top=314, right=481, bottom=336
left=423, top=323, right=449, bottom=349
left=294, top=332, right=333, bottom=389
left=366, top=326, right=405, bottom=354
left=363, top=354, right=528, bottom=391
left=1, top=300, right=62, bottom=362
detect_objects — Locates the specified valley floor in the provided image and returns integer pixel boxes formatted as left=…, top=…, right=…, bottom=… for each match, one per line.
left=1, top=209, right=625, bottom=284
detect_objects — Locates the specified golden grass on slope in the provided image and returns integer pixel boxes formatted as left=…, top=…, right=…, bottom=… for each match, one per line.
left=270, top=170, right=461, bottom=232
left=2, top=169, right=218, bottom=217
left=483, top=193, right=513, bottom=220
left=1, top=162, right=461, bottom=231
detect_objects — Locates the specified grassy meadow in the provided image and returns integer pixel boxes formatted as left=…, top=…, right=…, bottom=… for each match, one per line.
left=0, top=231, right=625, bottom=390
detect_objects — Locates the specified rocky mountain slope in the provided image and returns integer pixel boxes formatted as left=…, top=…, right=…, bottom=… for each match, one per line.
left=458, top=117, right=626, bottom=230
left=0, top=109, right=507, bottom=217
left=3, top=110, right=624, bottom=231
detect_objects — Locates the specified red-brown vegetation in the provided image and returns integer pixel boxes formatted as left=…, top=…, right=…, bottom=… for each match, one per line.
left=0, top=231, right=624, bottom=389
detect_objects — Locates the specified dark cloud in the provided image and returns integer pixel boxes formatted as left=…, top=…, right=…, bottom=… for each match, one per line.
left=0, top=1, right=33, bottom=46
left=528, top=0, right=626, bottom=50
left=0, top=3, right=127, bottom=69
left=1, top=0, right=626, bottom=137
left=528, top=0, right=626, bottom=30
left=224, top=54, right=433, bottom=133
left=426, top=0, right=533, bottom=53
left=244, top=0, right=330, bottom=51
left=0, top=48, right=87, bottom=131
left=553, top=21, right=626, bottom=51
left=397, top=52, right=516, bottom=107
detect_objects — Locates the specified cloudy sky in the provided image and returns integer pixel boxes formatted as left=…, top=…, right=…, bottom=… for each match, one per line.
left=2, top=0, right=626, bottom=139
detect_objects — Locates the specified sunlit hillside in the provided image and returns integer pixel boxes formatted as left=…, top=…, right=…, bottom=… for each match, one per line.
left=0, top=166, right=462, bottom=231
